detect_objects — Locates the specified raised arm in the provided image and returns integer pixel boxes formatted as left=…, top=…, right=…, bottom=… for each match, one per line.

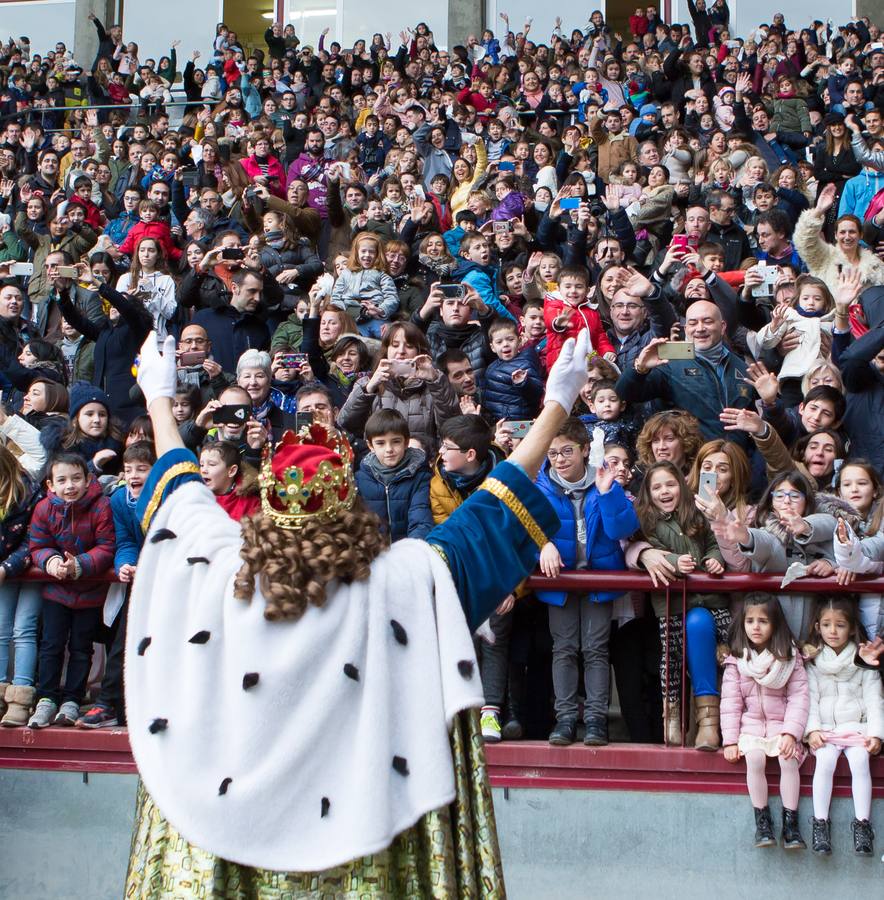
left=426, top=332, right=591, bottom=628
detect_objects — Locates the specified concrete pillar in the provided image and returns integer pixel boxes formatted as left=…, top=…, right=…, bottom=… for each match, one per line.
left=73, top=0, right=116, bottom=69
left=856, top=0, right=884, bottom=27
left=448, top=0, right=484, bottom=49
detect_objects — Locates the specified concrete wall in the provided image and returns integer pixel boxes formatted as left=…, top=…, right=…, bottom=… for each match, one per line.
left=1, top=768, right=880, bottom=898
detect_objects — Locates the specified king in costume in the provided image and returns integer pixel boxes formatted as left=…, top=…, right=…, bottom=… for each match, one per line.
left=123, top=330, right=592, bottom=898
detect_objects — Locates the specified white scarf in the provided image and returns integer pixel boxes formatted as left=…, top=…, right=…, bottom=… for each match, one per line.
left=811, top=642, right=857, bottom=678
left=737, top=648, right=796, bottom=689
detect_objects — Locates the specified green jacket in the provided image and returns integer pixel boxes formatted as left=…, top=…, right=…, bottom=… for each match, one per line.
left=71, top=338, right=95, bottom=383
left=270, top=314, right=304, bottom=352
left=644, top=514, right=726, bottom=617
left=0, top=229, right=26, bottom=263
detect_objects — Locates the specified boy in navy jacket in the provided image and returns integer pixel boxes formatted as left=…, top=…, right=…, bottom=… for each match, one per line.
left=355, top=410, right=433, bottom=542
left=483, top=318, right=545, bottom=423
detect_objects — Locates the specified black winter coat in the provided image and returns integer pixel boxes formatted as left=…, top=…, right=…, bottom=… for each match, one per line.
left=354, top=448, right=433, bottom=541
left=0, top=475, right=42, bottom=577
left=56, top=285, right=152, bottom=424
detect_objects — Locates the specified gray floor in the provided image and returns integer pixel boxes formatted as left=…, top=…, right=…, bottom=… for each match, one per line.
left=0, top=770, right=881, bottom=899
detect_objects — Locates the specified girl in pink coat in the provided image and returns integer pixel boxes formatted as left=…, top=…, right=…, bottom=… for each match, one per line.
left=721, top=592, right=810, bottom=851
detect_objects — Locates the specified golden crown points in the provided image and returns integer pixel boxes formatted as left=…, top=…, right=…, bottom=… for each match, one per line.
left=259, top=425, right=356, bottom=529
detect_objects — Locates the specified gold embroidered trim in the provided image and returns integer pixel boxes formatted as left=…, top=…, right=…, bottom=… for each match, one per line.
left=478, top=477, right=547, bottom=550
left=430, top=543, right=450, bottom=566
left=141, top=462, right=201, bottom=532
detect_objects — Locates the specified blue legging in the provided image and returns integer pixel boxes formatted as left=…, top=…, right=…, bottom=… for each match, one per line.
left=659, top=607, right=731, bottom=702
left=685, top=607, right=720, bottom=697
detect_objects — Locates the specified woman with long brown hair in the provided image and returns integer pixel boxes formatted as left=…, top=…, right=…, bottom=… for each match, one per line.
left=338, top=321, right=460, bottom=451
left=123, top=328, right=592, bottom=896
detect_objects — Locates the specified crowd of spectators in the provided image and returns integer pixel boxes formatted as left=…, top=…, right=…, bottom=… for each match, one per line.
left=0, top=8, right=882, bottom=786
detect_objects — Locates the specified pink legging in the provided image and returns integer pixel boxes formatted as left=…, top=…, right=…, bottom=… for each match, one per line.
left=812, top=744, right=872, bottom=820
left=745, top=750, right=801, bottom=810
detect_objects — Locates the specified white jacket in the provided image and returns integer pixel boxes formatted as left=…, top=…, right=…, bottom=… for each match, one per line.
left=755, top=306, right=835, bottom=380
left=805, top=642, right=884, bottom=738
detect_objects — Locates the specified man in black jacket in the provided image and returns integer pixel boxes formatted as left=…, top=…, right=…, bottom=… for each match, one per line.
left=191, top=269, right=272, bottom=373
left=707, top=189, right=753, bottom=270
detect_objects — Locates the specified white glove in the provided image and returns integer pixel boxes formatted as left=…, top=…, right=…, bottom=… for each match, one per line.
left=544, top=330, right=591, bottom=414
left=136, top=332, right=177, bottom=408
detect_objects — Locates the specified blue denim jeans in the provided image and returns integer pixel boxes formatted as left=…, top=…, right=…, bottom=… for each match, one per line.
left=0, top=581, right=43, bottom=685
left=357, top=318, right=388, bottom=339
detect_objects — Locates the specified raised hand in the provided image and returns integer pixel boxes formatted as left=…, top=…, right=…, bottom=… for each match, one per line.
left=136, top=333, right=178, bottom=407
left=834, top=266, right=863, bottom=312
left=720, top=406, right=764, bottom=435
left=544, top=330, right=591, bottom=413
left=743, top=361, right=779, bottom=405
left=815, top=183, right=837, bottom=214
left=621, top=266, right=653, bottom=298
left=633, top=337, right=670, bottom=375
left=595, top=461, right=617, bottom=494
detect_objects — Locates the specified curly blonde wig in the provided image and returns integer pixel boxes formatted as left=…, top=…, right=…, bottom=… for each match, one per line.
left=234, top=501, right=390, bottom=622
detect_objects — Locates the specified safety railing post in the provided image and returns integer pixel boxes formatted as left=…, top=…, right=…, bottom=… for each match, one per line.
left=663, top=583, right=671, bottom=747
left=681, top=580, right=688, bottom=749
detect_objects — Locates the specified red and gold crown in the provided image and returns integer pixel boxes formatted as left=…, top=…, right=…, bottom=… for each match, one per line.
left=258, top=424, right=356, bottom=529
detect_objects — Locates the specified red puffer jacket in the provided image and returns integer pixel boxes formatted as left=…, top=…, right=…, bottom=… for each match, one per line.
left=28, top=478, right=115, bottom=608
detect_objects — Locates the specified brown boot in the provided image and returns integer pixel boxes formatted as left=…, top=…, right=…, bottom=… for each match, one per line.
left=663, top=699, right=682, bottom=746
left=694, top=695, right=721, bottom=751
left=0, top=682, right=8, bottom=717
left=1, top=685, right=36, bottom=728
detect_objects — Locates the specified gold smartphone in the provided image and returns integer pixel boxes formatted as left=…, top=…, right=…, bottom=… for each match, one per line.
left=657, top=341, right=695, bottom=360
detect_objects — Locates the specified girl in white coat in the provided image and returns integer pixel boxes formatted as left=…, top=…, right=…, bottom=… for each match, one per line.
left=116, top=237, right=177, bottom=344
left=831, top=462, right=884, bottom=639
left=805, top=599, right=884, bottom=856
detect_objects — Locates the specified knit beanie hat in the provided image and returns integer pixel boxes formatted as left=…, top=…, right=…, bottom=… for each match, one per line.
left=640, top=103, right=658, bottom=118
left=69, top=382, right=111, bottom=419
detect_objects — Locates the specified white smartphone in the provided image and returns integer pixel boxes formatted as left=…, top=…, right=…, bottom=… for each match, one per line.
left=699, top=471, right=718, bottom=498
left=10, top=262, right=34, bottom=277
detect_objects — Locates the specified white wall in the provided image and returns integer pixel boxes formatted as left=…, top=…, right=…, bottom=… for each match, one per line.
left=2, top=0, right=77, bottom=57
left=121, top=0, right=221, bottom=67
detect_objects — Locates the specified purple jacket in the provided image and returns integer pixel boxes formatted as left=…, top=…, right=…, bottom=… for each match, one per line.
left=720, top=653, right=809, bottom=746
left=285, top=153, right=334, bottom=218
left=490, top=191, right=525, bottom=222
left=28, top=479, right=115, bottom=609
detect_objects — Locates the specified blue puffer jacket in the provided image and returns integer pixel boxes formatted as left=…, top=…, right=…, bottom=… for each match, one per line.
left=534, top=462, right=639, bottom=606
left=483, top=346, right=545, bottom=423
left=354, top=447, right=433, bottom=541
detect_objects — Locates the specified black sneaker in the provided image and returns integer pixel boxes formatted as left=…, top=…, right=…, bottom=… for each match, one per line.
left=76, top=705, right=119, bottom=729
left=501, top=717, right=524, bottom=741
left=852, top=819, right=874, bottom=856
left=583, top=716, right=609, bottom=746
left=811, top=818, right=832, bottom=855
left=548, top=720, right=577, bottom=746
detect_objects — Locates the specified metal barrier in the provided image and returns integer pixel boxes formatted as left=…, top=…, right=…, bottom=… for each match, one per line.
left=8, top=567, right=879, bottom=746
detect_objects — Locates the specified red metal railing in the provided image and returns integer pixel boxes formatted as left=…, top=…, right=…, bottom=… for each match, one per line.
left=0, top=570, right=879, bottom=794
